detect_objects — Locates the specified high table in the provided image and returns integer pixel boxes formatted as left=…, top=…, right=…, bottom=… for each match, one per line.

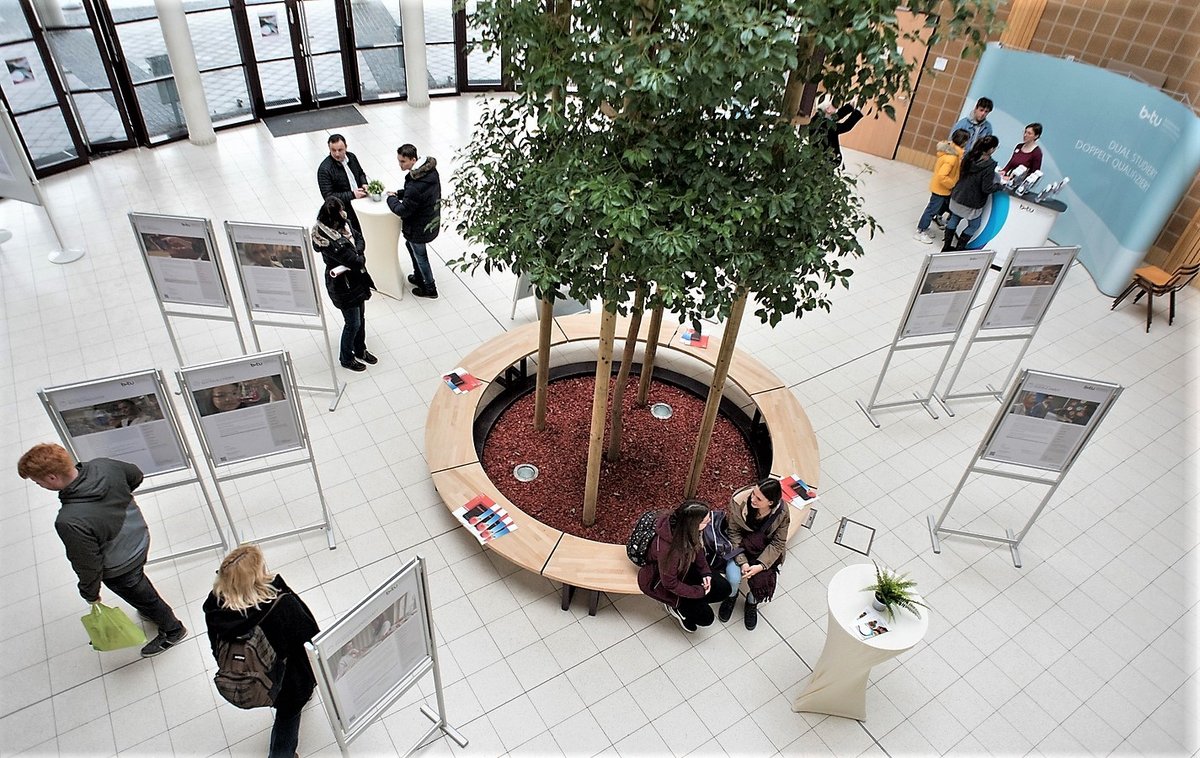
left=791, top=563, right=930, bottom=721
left=351, top=197, right=405, bottom=300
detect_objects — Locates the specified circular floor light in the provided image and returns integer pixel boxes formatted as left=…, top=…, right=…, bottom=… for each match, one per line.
left=513, top=463, right=540, bottom=482
left=650, top=402, right=673, bottom=420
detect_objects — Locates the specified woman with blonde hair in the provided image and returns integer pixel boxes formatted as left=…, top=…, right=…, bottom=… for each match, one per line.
left=203, top=545, right=319, bottom=758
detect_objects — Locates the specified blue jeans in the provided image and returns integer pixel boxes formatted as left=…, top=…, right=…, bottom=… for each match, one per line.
left=917, top=193, right=950, bottom=232
left=946, top=210, right=983, bottom=245
left=338, top=303, right=366, bottom=365
left=268, top=707, right=302, bottom=758
left=722, top=560, right=741, bottom=597
left=406, top=240, right=435, bottom=289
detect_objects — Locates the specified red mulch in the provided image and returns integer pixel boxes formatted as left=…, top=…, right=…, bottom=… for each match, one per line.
left=480, top=375, right=757, bottom=544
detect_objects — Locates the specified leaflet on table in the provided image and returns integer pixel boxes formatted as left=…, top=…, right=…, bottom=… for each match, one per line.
left=228, top=222, right=318, bottom=316
left=901, top=252, right=992, bottom=338
left=781, top=474, right=818, bottom=504
left=855, top=607, right=892, bottom=637
left=133, top=214, right=227, bottom=308
left=45, top=372, right=187, bottom=476
left=442, top=366, right=482, bottom=394
left=680, top=329, right=709, bottom=348
left=453, top=494, right=518, bottom=543
left=183, top=353, right=303, bottom=466
left=982, top=373, right=1113, bottom=472
left=980, top=246, right=1075, bottom=330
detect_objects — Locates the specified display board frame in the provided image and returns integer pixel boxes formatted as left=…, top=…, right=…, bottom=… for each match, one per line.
left=306, top=556, right=467, bottom=757
left=129, top=211, right=249, bottom=365
left=927, top=368, right=1122, bottom=567
left=176, top=350, right=335, bottom=549
left=225, top=221, right=346, bottom=411
left=936, top=246, right=1079, bottom=416
left=38, top=369, right=232, bottom=564
left=857, top=250, right=995, bottom=427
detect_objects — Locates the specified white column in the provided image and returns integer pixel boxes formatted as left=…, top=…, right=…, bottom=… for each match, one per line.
left=399, top=0, right=430, bottom=107
left=153, top=0, right=216, bottom=145
left=30, top=0, right=67, bottom=27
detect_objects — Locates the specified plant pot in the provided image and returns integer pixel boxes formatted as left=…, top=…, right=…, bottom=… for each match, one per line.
left=369, top=192, right=383, bottom=203
left=871, top=593, right=888, bottom=613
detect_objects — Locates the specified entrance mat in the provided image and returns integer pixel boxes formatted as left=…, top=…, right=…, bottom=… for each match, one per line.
left=264, top=105, right=367, bottom=138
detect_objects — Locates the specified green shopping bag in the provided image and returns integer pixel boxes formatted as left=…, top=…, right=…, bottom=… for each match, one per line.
left=80, top=603, right=148, bottom=651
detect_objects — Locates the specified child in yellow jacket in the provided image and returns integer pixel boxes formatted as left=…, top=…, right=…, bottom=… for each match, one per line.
left=914, top=129, right=969, bottom=244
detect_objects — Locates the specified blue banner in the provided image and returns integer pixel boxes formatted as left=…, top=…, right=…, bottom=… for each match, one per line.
left=963, top=44, right=1200, bottom=295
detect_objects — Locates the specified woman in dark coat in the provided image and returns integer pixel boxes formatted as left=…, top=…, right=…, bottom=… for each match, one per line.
left=638, top=500, right=733, bottom=633
left=311, top=197, right=376, bottom=372
left=942, top=135, right=1003, bottom=251
left=204, top=545, right=320, bottom=758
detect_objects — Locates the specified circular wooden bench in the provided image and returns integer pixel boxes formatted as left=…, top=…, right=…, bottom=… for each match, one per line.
left=425, top=312, right=820, bottom=614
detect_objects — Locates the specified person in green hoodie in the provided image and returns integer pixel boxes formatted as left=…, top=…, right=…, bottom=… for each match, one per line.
left=18, top=443, right=187, bottom=657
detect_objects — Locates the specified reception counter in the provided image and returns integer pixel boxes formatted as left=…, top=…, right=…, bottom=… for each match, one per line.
left=965, top=189, right=1068, bottom=268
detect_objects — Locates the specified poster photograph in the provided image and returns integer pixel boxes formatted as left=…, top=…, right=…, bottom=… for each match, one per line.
left=43, top=372, right=187, bottom=476
left=228, top=222, right=318, bottom=315
left=902, top=252, right=992, bottom=337
left=983, top=372, right=1118, bottom=472
left=258, top=12, right=279, bottom=36
left=981, top=247, right=1077, bottom=330
left=314, top=565, right=429, bottom=733
left=6, top=57, right=34, bottom=84
left=181, top=353, right=303, bottom=466
left=131, top=213, right=228, bottom=308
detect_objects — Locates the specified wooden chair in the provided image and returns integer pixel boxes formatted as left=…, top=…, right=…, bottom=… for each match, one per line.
left=1111, top=261, right=1200, bottom=332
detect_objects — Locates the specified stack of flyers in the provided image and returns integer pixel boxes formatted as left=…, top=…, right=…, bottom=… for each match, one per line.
left=442, top=366, right=482, bottom=394
left=855, top=607, right=892, bottom=637
left=453, top=494, right=518, bottom=544
left=782, top=474, right=818, bottom=503
left=680, top=329, right=709, bottom=348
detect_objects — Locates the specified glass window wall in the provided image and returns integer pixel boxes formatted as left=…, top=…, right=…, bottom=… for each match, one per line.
left=352, top=0, right=405, bottom=101
left=424, top=0, right=456, bottom=93
left=184, top=2, right=252, bottom=125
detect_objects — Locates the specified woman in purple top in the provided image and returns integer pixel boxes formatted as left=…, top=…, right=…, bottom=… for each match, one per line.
left=1001, top=123, right=1043, bottom=179
left=638, top=500, right=733, bottom=633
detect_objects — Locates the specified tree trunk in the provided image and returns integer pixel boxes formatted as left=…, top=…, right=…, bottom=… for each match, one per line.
left=606, top=285, right=645, bottom=461
left=684, top=292, right=749, bottom=498
left=582, top=306, right=618, bottom=526
left=533, top=295, right=554, bottom=431
left=636, top=302, right=664, bottom=406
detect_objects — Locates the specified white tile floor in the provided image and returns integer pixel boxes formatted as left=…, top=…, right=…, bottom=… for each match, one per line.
left=0, top=95, right=1196, bottom=757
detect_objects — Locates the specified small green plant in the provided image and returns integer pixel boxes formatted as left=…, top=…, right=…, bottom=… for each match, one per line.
left=366, top=179, right=385, bottom=196
left=863, top=562, right=928, bottom=620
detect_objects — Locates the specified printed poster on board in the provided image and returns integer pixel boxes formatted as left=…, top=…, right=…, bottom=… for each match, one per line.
left=131, top=213, right=228, bottom=308
left=43, top=371, right=187, bottom=476
left=983, top=372, right=1118, bottom=472
left=981, top=247, right=1077, bottom=330
left=901, top=251, right=993, bottom=338
left=228, top=222, right=319, bottom=316
left=181, top=352, right=303, bottom=466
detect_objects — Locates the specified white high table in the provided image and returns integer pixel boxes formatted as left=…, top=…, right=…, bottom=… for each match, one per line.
left=792, top=563, right=929, bottom=721
left=351, top=196, right=406, bottom=300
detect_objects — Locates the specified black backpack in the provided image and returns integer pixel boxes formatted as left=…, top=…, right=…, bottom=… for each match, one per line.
left=213, top=599, right=286, bottom=709
left=626, top=510, right=660, bottom=566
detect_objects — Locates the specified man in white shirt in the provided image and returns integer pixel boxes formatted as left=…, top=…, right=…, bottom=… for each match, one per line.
left=316, top=134, right=369, bottom=233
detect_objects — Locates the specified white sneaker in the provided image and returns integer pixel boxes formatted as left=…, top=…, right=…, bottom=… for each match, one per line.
left=913, top=231, right=934, bottom=244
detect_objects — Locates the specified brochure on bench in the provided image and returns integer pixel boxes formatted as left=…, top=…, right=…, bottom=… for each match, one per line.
left=453, top=494, right=518, bottom=544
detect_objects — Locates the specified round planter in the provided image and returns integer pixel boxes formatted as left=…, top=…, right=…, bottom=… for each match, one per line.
left=872, top=593, right=888, bottom=613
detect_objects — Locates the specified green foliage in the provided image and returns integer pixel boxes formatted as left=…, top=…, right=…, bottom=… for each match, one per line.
left=863, top=561, right=929, bottom=621
left=448, top=0, right=996, bottom=323
left=365, top=179, right=386, bottom=195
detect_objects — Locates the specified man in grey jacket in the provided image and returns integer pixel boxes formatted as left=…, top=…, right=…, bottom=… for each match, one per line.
left=18, top=443, right=187, bottom=657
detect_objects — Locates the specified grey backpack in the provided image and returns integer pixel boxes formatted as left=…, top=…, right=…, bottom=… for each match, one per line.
left=213, top=599, right=285, bottom=709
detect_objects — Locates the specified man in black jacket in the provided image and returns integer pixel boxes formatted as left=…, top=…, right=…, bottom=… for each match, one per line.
left=317, top=133, right=369, bottom=233
left=18, top=443, right=187, bottom=657
left=387, top=143, right=442, bottom=298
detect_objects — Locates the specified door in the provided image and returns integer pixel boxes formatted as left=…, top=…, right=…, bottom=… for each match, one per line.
left=838, top=10, right=931, bottom=160
left=241, top=0, right=351, bottom=114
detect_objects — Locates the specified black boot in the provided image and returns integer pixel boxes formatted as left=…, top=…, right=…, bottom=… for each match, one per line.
left=744, top=598, right=758, bottom=630
left=941, top=227, right=957, bottom=252
left=718, top=595, right=736, bottom=623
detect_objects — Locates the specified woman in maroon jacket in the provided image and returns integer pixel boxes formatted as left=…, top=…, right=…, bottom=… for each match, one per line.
left=638, top=501, right=733, bottom=632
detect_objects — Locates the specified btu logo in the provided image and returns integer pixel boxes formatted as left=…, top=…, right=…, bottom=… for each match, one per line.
left=1139, top=105, right=1162, bottom=127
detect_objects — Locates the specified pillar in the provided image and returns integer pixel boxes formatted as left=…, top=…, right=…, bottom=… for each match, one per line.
left=30, top=0, right=67, bottom=27
left=400, top=0, right=430, bottom=107
left=153, top=0, right=216, bottom=145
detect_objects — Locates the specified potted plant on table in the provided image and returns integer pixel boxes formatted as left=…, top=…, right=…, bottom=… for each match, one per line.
left=863, top=562, right=928, bottom=620
left=366, top=180, right=386, bottom=202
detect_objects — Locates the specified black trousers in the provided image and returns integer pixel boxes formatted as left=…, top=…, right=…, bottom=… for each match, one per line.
left=105, top=562, right=183, bottom=634
left=677, top=572, right=733, bottom=628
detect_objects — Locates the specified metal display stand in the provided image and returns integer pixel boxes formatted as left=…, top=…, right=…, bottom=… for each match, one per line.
left=176, top=351, right=336, bottom=550
left=928, top=369, right=1122, bottom=567
left=224, top=221, right=346, bottom=411
left=857, top=250, right=995, bottom=427
left=306, top=557, right=468, bottom=757
left=936, top=246, right=1079, bottom=416
left=129, top=212, right=250, bottom=366
left=39, top=369, right=233, bottom=565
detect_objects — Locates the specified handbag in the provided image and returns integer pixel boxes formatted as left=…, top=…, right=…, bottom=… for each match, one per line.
left=80, top=603, right=148, bottom=651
